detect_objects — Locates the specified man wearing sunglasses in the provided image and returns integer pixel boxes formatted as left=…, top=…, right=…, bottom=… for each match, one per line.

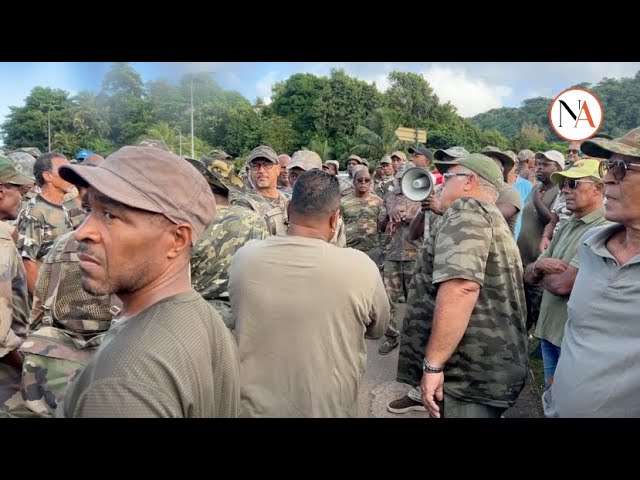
left=543, top=127, right=640, bottom=417
left=524, top=160, right=608, bottom=391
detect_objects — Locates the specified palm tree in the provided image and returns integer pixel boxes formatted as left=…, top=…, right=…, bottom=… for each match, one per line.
left=308, top=137, right=333, bottom=160
left=350, top=108, right=411, bottom=162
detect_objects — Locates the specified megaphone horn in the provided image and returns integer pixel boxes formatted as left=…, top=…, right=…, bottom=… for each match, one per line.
left=400, top=167, right=434, bottom=202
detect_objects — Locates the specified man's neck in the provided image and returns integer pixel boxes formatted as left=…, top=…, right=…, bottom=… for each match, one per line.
left=118, top=266, right=192, bottom=319
left=258, top=187, right=279, bottom=199
left=287, top=223, right=330, bottom=242
left=213, top=193, right=229, bottom=207
left=40, top=185, right=65, bottom=205
left=573, top=203, right=603, bottom=220
left=355, top=191, right=369, bottom=199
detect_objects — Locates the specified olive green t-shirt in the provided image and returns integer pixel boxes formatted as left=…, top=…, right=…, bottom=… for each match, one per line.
left=58, top=290, right=240, bottom=418
left=497, top=183, right=522, bottom=236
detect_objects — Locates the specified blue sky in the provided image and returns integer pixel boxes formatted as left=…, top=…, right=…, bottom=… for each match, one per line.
left=1, top=62, right=639, bottom=126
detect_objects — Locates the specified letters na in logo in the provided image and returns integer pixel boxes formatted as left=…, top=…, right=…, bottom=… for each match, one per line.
left=549, top=87, right=603, bottom=142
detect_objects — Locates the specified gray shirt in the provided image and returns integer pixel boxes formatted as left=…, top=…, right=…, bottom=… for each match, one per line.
left=543, top=223, right=640, bottom=417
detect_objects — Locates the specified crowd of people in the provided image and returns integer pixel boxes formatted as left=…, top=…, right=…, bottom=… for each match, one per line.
left=0, top=126, right=638, bottom=418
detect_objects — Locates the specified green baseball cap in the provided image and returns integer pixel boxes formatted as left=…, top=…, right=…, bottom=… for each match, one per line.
left=434, top=153, right=504, bottom=189
left=0, top=155, right=35, bottom=186
left=550, top=159, right=602, bottom=184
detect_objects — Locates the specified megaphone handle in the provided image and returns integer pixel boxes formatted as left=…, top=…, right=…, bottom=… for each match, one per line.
left=423, top=211, right=430, bottom=240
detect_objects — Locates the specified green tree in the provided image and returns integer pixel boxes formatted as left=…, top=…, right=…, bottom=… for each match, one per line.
left=270, top=73, right=328, bottom=146
left=219, top=104, right=262, bottom=157
left=308, top=137, right=333, bottom=160
left=1, top=87, right=74, bottom=152
left=259, top=115, right=298, bottom=154
left=350, top=108, right=411, bottom=161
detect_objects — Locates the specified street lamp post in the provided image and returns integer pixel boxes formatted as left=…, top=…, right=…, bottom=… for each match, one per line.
left=190, top=78, right=195, bottom=159
left=189, top=71, right=216, bottom=160
left=47, top=109, right=51, bottom=152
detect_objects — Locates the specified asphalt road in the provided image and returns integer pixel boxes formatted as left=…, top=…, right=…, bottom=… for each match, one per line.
left=358, top=304, right=544, bottom=418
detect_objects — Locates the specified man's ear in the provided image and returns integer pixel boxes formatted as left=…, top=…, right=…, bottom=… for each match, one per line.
left=330, top=209, right=340, bottom=232
left=167, top=224, right=192, bottom=259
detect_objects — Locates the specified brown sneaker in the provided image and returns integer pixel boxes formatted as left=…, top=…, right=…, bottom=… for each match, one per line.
left=387, top=395, right=427, bottom=414
left=378, top=338, right=399, bottom=355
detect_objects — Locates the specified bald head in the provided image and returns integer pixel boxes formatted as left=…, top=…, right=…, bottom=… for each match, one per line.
left=82, top=153, right=105, bottom=167
left=278, top=154, right=292, bottom=187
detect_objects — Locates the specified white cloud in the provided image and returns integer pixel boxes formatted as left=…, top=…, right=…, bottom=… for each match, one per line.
left=255, top=71, right=281, bottom=104
left=419, top=65, right=512, bottom=117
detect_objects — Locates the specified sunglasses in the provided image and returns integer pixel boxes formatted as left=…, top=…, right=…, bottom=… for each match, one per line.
left=249, top=162, right=275, bottom=171
left=567, top=149, right=580, bottom=155
left=558, top=179, right=597, bottom=189
left=598, top=159, right=640, bottom=181
left=355, top=178, right=371, bottom=183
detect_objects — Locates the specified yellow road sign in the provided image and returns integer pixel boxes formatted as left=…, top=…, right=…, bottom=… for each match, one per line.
left=395, top=127, right=427, bottom=143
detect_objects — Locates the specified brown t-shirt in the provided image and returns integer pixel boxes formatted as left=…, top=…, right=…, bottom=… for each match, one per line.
left=58, top=290, right=240, bottom=418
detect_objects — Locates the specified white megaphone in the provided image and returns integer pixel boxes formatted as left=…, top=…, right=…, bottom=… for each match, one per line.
left=400, top=167, right=435, bottom=202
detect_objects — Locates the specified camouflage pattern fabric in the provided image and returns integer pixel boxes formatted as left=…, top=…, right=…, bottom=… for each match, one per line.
left=191, top=204, right=270, bottom=329
left=1, top=328, right=101, bottom=417
left=16, top=194, right=74, bottom=264
left=581, top=126, right=640, bottom=159
left=383, top=260, right=415, bottom=338
left=397, top=198, right=528, bottom=408
left=231, top=189, right=288, bottom=236
left=0, top=222, right=29, bottom=356
left=374, top=177, right=395, bottom=200
left=338, top=176, right=354, bottom=197
left=379, top=188, right=421, bottom=261
left=340, top=193, right=384, bottom=253
left=7, top=152, right=36, bottom=179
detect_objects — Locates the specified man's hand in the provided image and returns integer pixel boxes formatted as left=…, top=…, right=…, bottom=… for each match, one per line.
left=389, top=205, right=406, bottom=224
left=534, top=258, right=568, bottom=276
left=421, top=192, right=444, bottom=215
left=539, top=236, right=552, bottom=252
left=420, top=371, right=444, bottom=418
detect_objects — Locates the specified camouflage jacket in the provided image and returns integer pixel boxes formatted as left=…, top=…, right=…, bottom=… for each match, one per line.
left=0, top=222, right=29, bottom=357
left=374, top=177, right=395, bottom=200
left=405, top=197, right=528, bottom=408
left=379, top=188, right=421, bottom=261
left=28, top=231, right=119, bottom=348
left=191, top=204, right=270, bottom=303
left=231, top=189, right=289, bottom=236
left=340, top=194, right=384, bottom=252
left=16, top=194, right=75, bottom=264
left=338, top=177, right=354, bottom=198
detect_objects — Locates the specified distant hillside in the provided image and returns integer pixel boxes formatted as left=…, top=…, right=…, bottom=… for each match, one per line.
left=470, top=72, right=640, bottom=141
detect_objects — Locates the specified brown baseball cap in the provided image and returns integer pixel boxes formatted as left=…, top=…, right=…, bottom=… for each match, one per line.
left=58, top=146, right=215, bottom=245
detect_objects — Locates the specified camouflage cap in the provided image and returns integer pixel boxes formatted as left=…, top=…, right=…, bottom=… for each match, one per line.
left=390, top=151, right=407, bottom=161
left=186, top=157, right=245, bottom=192
left=17, top=147, right=42, bottom=158
left=535, top=150, right=565, bottom=170
left=517, top=149, right=535, bottom=162
left=138, top=139, right=170, bottom=151
left=581, top=126, right=640, bottom=160
left=378, top=156, right=392, bottom=165
left=288, top=150, right=323, bottom=171
left=434, top=153, right=504, bottom=189
left=360, top=158, right=370, bottom=168
left=245, top=145, right=279, bottom=165
left=434, top=146, right=470, bottom=160
left=550, top=159, right=602, bottom=184
left=0, top=155, right=36, bottom=186
left=347, top=154, right=363, bottom=164
left=323, top=160, right=340, bottom=172
left=481, top=146, right=515, bottom=178
left=7, top=151, right=36, bottom=179
left=207, top=149, right=232, bottom=161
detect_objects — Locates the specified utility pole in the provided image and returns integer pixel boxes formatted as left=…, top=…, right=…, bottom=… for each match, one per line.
left=47, top=108, right=51, bottom=152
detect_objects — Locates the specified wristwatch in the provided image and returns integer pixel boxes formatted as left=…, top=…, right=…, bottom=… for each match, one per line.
left=423, top=359, right=444, bottom=373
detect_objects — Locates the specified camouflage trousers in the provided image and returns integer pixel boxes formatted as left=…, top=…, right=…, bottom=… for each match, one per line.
left=0, top=332, right=96, bottom=418
left=383, top=260, right=416, bottom=340
left=524, top=283, right=543, bottom=332
left=208, top=299, right=234, bottom=330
